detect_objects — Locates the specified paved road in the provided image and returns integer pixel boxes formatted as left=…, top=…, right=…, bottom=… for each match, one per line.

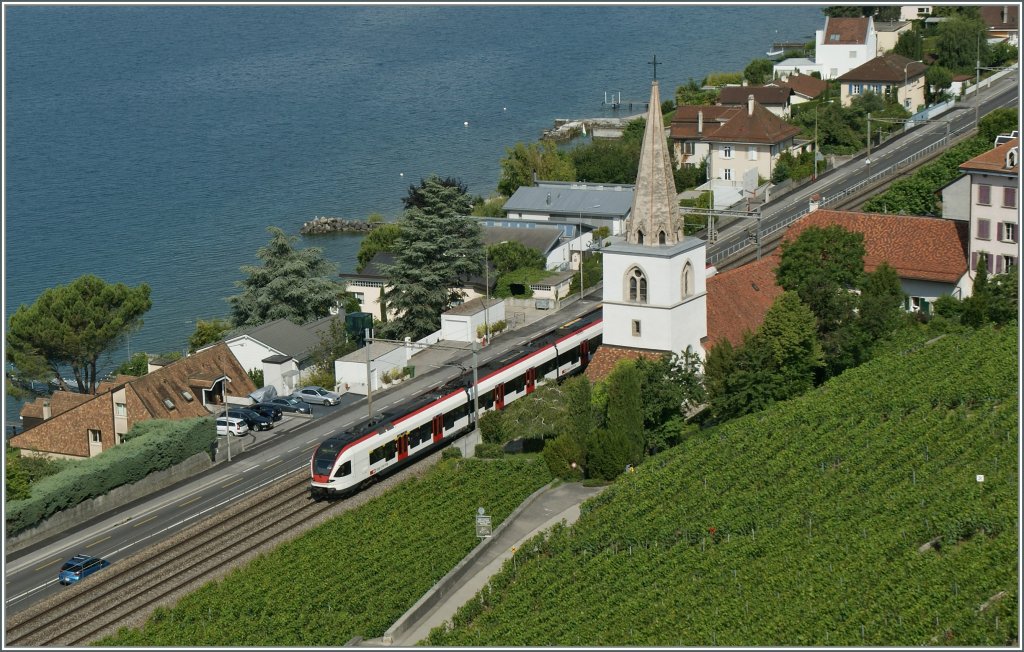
left=707, top=74, right=1019, bottom=266
left=3, top=297, right=602, bottom=617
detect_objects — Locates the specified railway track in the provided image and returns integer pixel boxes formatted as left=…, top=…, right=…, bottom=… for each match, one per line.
left=6, top=453, right=441, bottom=646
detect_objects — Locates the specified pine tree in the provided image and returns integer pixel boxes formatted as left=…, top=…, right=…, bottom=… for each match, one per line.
left=379, top=175, right=485, bottom=340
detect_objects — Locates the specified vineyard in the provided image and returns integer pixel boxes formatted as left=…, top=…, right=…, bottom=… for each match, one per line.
left=96, top=457, right=551, bottom=646
left=428, top=325, right=1018, bottom=646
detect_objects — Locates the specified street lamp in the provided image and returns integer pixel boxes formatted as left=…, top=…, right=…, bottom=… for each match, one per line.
left=222, top=377, right=232, bottom=462
left=813, top=99, right=834, bottom=181
left=903, top=59, right=923, bottom=111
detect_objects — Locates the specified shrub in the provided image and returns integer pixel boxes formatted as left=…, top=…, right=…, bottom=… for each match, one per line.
left=441, top=446, right=463, bottom=460
left=475, top=443, right=505, bottom=459
left=479, top=410, right=508, bottom=444
left=542, top=434, right=586, bottom=480
left=6, top=418, right=217, bottom=535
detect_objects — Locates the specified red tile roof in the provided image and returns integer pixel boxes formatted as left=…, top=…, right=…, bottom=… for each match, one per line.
left=836, top=53, right=927, bottom=83
left=718, top=85, right=792, bottom=107
left=704, top=254, right=784, bottom=350
left=786, top=210, right=968, bottom=283
left=670, top=105, right=739, bottom=140
left=583, top=345, right=665, bottom=383
left=770, top=73, right=827, bottom=100
left=959, top=139, right=1019, bottom=175
left=824, top=16, right=871, bottom=44
left=701, top=100, right=801, bottom=144
left=704, top=209, right=969, bottom=351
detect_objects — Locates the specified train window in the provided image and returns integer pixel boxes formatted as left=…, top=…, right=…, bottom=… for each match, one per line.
left=538, top=357, right=558, bottom=377
left=385, top=440, right=397, bottom=460
left=506, top=374, right=526, bottom=395
left=444, top=402, right=469, bottom=429
left=369, top=446, right=385, bottom=464
left=334, top=461, right=352, bottom=477
left=479, top=389, right=494, bottom=410
left=410, top=423, right=431, bottom=447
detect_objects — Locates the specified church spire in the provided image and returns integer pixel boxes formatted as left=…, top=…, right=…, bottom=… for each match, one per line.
left=624, top=78, right=681, bottom=246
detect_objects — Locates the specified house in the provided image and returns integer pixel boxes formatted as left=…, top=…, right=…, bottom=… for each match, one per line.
left=703, top=209, right=970, bottom=350
left=815, top=16, right=878, bottom=79
left=767, top=73, right=828, bottom=105
left=980, top=5, right=1019, bottom=45
left=718, top=84, right=793, bottom=118
left=672, top=96, right=802, bottom=190
left=341, top=252, right=400, bottom=322
left=220, top=316, right=337, bottom=397
left=900, top=6, right=932, bottom=21
left=836, top=53, right=927, bottom=110
left=11, top=342, right=257, bottom=460
left=941, top=139, right=1019, bottom=283
left=501, top=180, right=634, bottom=235
left=772, top=57, right=822, bottom=80
left=950, top=73, right=974, bottom=97
left=873, top=20, right=912, bottom=55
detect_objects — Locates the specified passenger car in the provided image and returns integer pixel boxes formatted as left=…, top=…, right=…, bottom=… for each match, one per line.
left=268, top=396, right=311, bottom=414
left=216, top=416, right=250, bottom=436
left=293, top=386, right=341, bottom=406
left=249, top=403, right=283, bottom=421
left=227, top=408, right=274, bottom=431
left=58, top=554, right=110, bottom=585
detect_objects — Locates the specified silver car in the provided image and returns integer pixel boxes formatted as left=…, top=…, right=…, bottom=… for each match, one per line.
left=293, top=386, right=341, bottom=406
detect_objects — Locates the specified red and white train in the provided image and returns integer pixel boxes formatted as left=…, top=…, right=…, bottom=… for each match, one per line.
left=310, top=308, right=603, bottom=498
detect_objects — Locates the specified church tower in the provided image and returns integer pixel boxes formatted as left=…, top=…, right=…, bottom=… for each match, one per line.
left=600, top=71, right=708, bottom=358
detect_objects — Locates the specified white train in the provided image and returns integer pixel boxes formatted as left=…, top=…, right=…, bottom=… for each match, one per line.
left=310, top=309, right=603, bottom=498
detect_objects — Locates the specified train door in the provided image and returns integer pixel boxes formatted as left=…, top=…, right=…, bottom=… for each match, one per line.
left=495, top=383, right=505, bottom=410
left=580, top=339, right=591, bottom=365
left=397, top=433, right=409, bottom=461
left=526, top=368, right=537, bottom=395
left=432, top=414, right=444, bottom=442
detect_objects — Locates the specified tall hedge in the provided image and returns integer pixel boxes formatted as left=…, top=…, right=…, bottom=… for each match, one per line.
left=6, top=417, right=217, bottom=535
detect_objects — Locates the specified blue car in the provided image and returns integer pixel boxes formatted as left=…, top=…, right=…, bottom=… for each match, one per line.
left=58, top=554, right=109, bottom=585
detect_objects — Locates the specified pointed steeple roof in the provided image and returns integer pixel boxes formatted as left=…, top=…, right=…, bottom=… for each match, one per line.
left=624, top=80, right=680, bottom=246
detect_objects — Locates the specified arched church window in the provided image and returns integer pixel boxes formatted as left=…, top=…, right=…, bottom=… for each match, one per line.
left=682, top=261, right=694, bottom=298
left=627, top=267, right=648, bottom=304
left=658, top=231, right=666, bottom=245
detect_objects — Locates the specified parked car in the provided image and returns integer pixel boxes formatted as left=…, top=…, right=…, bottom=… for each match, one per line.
left=293, top=386, right=341, bottom=406
left=227, top=408, right=274, bottom=431
left=216, top=416, right=250, bottom=437
left=248, top=403, right=283, bottom=422
left=268, top=396, right=312, bottom=414
left=58, top=554, right=110, bottom=585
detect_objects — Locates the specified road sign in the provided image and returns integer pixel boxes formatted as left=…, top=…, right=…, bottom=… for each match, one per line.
left=475, top=508, right=492, bottom=538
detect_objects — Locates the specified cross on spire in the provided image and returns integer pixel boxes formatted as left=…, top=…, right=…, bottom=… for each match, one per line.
left=648, top=54, right=660, bottom=81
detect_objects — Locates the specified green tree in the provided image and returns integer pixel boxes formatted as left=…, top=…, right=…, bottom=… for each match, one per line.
left=603, top=360, right=644, bottom=465
left=978, top=107, right=1019, bottom=144
left=115, top=352, right=149, bottom=377
left=487, top=241, right=546, bottom=275
left=229, top=227, right=341, bottom=327
left=757, top=291, right=825, bottom=399
left=497, top=141, right=575, bottom=196
left=893, top=30, right=923, bottom=60
left=308, top=316, right=358, bottom=373
left=247, top=367, right=264, bottom=388
left=990, top=41, right=1019, bottom=66
left=925, top=65, right=953, bottom=104
left=858, top=262, right=907, bottom=342
left=570, top=137, right=642, bottom=185
left=874, top=5, right=900, bottom=21
left=189, top=318, right=233, bottom=353
left=634, top=351, right=705, bottom=453
left=379, top=176, right=485, bottom=340
left=935, top=16, right=990, bottom=73
left=744, top=59, right=774, bottom=85
left=7, top=275, right=152, bottom=394
left=675, top=78, right=718, bottom=106
left=355, top=222, right=402, bottom=272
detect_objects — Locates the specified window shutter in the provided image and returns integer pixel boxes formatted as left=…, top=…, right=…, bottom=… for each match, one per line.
left=977, top=219, right=990, bottom=239
left=971, top=251, right=979, bottom=270
left=1004, top=187, right=1017, bottom=208
left=978, top=184, right=991, bottom=205
left=920, top=298, right=929, bottom=315
left=987, top=254, right=995, bottom=273
left=996, top=256, right=1004, bottom=274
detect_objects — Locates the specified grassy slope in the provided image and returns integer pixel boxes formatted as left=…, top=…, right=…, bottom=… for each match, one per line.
left=428, top=326, right=1019, bottom=646
left=97, top=457, right=552, bottom=646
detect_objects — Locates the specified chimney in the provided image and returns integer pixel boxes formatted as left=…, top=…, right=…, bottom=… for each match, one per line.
left=698, top=110, right=703, bottom=134
left=748, top=94, right=755, bottom=116
left=42, top=400, right=51, bottom=420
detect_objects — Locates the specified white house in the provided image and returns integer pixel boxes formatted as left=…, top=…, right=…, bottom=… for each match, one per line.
left=815, top=16, right=878, bottom=79
left=502, top=181, right=634, bottom=236
left=218, top=316, right=336, bottom=397
left=440, top=297, right=505, bottom=343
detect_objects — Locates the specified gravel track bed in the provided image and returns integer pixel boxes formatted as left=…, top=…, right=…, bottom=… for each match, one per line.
left=8, top=450, right=443, bottom=646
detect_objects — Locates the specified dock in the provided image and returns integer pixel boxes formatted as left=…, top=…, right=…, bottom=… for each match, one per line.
left=542, top=115, right=645, bottom=141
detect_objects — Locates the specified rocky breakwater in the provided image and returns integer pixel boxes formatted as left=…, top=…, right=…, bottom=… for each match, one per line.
left=300, top=216, right=379, bottom=235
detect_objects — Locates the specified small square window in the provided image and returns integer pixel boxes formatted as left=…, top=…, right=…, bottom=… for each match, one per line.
left=632, top=320, right=641, bottom=337
left=1001, top=222, right=1017, bottom=243
left=114, top=402, right=127, bottom=417
left=724, top=168, right=733, bottom=181
left=722, top=145, right=733, bottom=159
left=89, top=429, right=102, bottom=444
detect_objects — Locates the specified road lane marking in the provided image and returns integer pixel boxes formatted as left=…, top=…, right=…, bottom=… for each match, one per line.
left=264, top=459, right=284, bottom=469
left=34, top=557, right=63, bottom=572
left=87, top=536, right=110, bottom=547
left=220, top=478, right=243, bottom=488
left=242, top=465, right=259, bottom=473
left=177, top=496, right=201, bottom=507
left=287, top=447, right=299, bottom=453
left=132, top=515, right=158, bottom=527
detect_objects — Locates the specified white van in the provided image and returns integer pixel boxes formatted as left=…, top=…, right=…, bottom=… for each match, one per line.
left=216, top=416, right=250, bottom=437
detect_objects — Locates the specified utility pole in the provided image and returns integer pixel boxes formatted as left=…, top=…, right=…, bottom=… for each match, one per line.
left=365, top=328, right=373, bottom=418
left=976, top=33, right=981, bottom=127
left=866, top=112, right=871, bottom=159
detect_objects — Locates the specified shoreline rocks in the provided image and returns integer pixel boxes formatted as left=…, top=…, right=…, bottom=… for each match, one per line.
left=300, top=216, right=380, bottom=235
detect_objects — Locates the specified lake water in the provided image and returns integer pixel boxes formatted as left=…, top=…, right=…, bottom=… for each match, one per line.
left=4, top=4, right=822, bottom=427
